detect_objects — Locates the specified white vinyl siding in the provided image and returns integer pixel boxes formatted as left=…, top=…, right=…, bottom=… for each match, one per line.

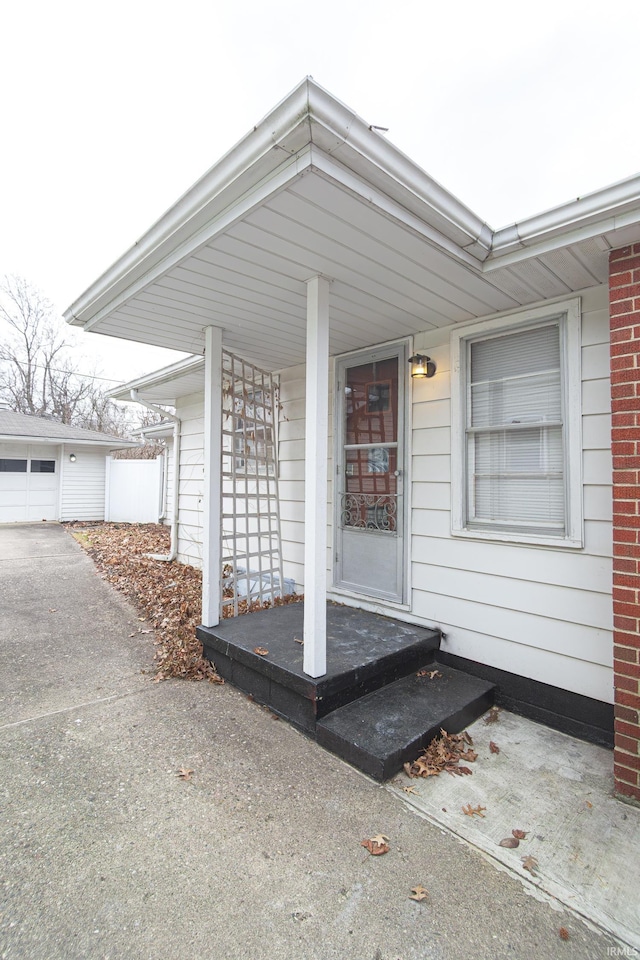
left=410, top=283, right=612, bottom=703
left=60, top=448, right=107, bottom=521
left=175, top=393, right=205, bottom=568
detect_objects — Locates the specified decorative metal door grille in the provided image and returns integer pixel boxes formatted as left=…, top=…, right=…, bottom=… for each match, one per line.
left=220, top=351, right=285, bottom=617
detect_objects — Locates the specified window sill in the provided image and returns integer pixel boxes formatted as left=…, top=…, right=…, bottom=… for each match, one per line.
left=450, top=527, right=583, bottom=550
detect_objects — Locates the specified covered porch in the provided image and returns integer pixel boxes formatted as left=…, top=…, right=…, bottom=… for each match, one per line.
left=197, top=600, right=494, bottom=781
left=66, top=78, right=640, bottom=798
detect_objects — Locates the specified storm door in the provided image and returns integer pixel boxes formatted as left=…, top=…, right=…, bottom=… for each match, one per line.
left=334, top=342, right=408, bottom=602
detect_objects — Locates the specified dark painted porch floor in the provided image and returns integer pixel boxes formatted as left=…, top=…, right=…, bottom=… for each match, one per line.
left=197, top=602, right=495, bottom=780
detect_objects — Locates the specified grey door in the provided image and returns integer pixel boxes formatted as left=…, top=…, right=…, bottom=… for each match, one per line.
left=334, top=342, right=408, bottom=603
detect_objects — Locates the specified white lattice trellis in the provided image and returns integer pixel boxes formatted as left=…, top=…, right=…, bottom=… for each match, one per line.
left=220, top=351, right=286, bottom=617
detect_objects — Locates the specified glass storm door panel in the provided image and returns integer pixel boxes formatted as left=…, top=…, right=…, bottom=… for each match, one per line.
left=335, top=343, right=407, bottom=602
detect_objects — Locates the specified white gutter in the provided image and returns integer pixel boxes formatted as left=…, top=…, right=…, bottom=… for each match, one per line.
left=486, top=173, right=640, bottom=269
left=130, top=389, right=180, bottom=563
left=63, top=78, right=492, bottom=331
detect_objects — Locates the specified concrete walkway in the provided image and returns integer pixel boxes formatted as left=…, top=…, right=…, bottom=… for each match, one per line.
left=0, top=523, right=635, bottom=960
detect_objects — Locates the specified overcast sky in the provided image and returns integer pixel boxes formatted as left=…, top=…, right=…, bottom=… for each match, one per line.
left=1, top=0, right=639, bottom=387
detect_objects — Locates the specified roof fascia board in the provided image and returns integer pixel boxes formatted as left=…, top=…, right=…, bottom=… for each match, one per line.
left=107, top=356, right=205, bottom=401
left=484, top=205, right=640, bottom=273
left=72, top=148, right=313, bottom=333
left=487, top=174, right=640, bottom=268
left=307, top=85, right=492, bottom=256
left=0, top=435, right=135, bottom=447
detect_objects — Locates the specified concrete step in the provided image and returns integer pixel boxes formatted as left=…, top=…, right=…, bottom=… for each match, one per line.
left=316, top=665, right=495, bottom=781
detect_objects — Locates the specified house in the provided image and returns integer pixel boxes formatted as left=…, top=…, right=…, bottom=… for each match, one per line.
left=0, top=405, right=136, bottom=522
left=64, top=78, right=640, bottom=800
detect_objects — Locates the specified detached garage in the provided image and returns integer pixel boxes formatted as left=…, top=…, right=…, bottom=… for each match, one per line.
left=0, top=406, right=134, bottom=523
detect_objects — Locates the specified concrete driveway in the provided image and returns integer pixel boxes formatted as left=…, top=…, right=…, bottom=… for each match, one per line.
left=0, top=523, right=629, bottom=959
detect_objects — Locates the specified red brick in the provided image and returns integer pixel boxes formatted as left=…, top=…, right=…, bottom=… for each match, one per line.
left=611, top=373, right=640, bottom=389
left=615, top=689, right=640, bottom=709
left=614, top=456, right=640, bottom=470
left=614, top=763, right=640, bottom=786
left=613, top=530, right=638, bottom=546
left=615, top=719, right=640, bottom=739
left=614, top=647, right=640, bottom=664
left=613, top=513, right=640, bottom=529
left=616, top=675, right=640, bottom=693
left=611, top=326, right=634, bottom=342
left=613, top=614, right=639, bottom=631
left=615, top=750, right=640, bottom=771
left=613, top=440, right=637, bottom=454
left=616, top=660, right=640, bottom=679
left=614, top=633, right=640, bottom=650
left=615, top=703, right=639, bottom=723
left=611, top=344, right=640, bottom=362
left=611, top=283, right=640, bottom=302
left=613, top=500, right=638, bottom=516
left=610, top=246, right=634, bottom=261
left=614, top=485, right=640, bottom=499
left=611, top=271, right=634, bottom=287
left=611, top=355, right=639, bottom=373
left=610, top=302, right=637, bottom=320
left=614, top=558, right=639, bottom=574
left=614, top=779, right=640, bottom=801
left=616, top=735, right=639, bottom=754
left=612, top=414, right=638, bottom=429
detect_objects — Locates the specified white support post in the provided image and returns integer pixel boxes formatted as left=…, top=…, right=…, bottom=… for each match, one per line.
left=202, top=325, right=223, bottom=627
left=303, top=275, right=330, bottom=677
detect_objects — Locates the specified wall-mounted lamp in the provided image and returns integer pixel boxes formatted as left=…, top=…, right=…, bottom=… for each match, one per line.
left=408, top=354, right=436, bottom=378
left=69, top=453, right=77, bottom=462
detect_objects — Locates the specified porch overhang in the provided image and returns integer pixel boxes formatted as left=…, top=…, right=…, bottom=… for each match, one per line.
left=64, top=77, right=640, bottom=370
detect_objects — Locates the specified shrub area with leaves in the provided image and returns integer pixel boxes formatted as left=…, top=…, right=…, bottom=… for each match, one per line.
left=67, top=522, right=223, bottom=683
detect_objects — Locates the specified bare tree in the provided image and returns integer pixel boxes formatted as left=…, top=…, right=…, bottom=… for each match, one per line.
left=0, top=275, right=153, bottom=438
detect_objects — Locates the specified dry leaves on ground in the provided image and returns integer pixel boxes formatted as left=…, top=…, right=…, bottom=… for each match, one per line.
left=521, top=855, right=539, bottom=875
left=68, top=522, right=222, bottom=682
left=483, top=707, right=501, bottom=724
left=361, top=834, right=390, bottom=856
left=409, top=885, right=429, bottom=902
left=68, top=522, right=301, bottom=682
left=462, top=803, right=486, bottom=818
left=404, top=729, right=477, bottom=779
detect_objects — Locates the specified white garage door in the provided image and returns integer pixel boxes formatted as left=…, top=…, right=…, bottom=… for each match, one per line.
left=0, top=444, right=59, bottom=522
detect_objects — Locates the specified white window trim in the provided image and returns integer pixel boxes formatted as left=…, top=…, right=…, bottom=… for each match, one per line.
left=450, top=297, right=583, bottom=549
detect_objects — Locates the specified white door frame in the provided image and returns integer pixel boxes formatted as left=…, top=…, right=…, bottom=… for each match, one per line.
left=333, top=339, right=410, bottom=605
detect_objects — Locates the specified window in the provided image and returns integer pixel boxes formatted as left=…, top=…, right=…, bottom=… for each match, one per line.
left=451, top=299, right=582, bottom=547
left=30, top=459, right=56, bottom=473
left=0, top=459, right=27, bottom=472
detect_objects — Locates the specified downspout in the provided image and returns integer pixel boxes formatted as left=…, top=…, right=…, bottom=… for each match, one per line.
left=131, top=389, right=180, bottom=562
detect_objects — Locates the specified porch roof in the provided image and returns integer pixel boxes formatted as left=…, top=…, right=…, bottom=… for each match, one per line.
left=64, top=77, right=640, bottom=370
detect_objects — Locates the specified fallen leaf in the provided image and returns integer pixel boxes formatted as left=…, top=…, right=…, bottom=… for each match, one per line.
left=512, top=829, right=527, bottom=840
left=499, top=837, right=519, bottom=848
left=417, top=669, right=441, bottom=679
left=483, top=707, right=501, bottom=724
left=559, top=927, right=570, bottom=941
left=489, top=741, right=500, bottom=754
left=585, top=800, right=593, bottom=809
left=176, top=767, right=194, bottom=781
left=405, top=729, right=478, bottom=779
left=409, top=885, right=429, bottom=902
left=369, top=833, right=389, bottom=846
left=462, top=804, right=486, bottom=818
left=253, top=646, right=269, bottom=656
left=361, top=834, right=390, bottom=856
left=402, top=786, right=418, bottom=795
left=521, top=854, right=539, bottom=875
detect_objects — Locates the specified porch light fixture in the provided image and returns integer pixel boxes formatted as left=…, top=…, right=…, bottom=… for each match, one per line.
left=408, top=354, right=436, bottom=378
left=69, top=453, right=76, bottom=462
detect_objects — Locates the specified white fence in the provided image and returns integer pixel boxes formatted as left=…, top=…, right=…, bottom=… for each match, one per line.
left=105, top=456, right=164, bottom=523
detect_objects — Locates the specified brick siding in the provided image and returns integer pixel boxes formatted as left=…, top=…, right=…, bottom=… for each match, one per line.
left=610, top=243, right=640, bottom=803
